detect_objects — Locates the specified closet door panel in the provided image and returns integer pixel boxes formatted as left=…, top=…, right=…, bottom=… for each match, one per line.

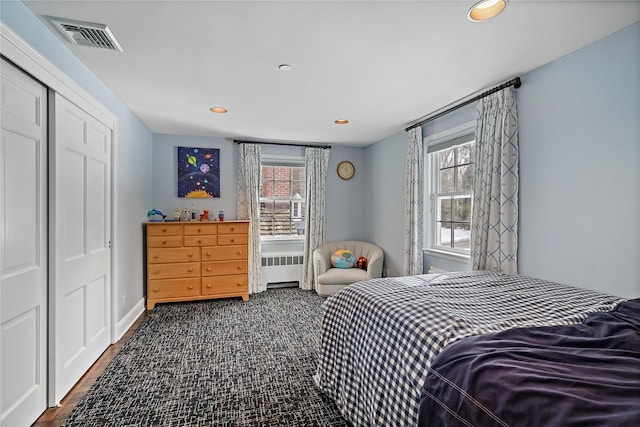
left=0, top=58, right=48, bottom=427
left=51, top=93, right=112, bottom=405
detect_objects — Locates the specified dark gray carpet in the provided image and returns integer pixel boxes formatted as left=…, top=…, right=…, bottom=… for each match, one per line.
left=63, top=288, right=349, bottom=426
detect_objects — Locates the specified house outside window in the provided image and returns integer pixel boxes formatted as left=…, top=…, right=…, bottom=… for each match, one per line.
left=260, top=163, right=305, bottom=238
left=429, top=132, right=475, bottom=255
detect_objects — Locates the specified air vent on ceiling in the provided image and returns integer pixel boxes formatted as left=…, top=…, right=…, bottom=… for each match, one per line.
left=46, top=16, right=123, bottom=52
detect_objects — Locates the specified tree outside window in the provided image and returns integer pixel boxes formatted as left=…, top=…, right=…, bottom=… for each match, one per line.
left=433, top=141, right=474, bottom=251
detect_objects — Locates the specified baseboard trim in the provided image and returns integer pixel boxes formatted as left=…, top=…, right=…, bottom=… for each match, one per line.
left=114, top=298, right=145, bottom=342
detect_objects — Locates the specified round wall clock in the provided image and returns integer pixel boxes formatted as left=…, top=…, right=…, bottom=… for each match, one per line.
left=337, top=160, right=355, bottom=180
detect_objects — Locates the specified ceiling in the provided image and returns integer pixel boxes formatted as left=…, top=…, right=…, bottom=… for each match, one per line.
left=23, top=0, right=640, bottom=146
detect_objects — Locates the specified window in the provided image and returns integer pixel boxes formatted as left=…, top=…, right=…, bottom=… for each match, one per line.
left=430, top=136, right=475, bottom=254
left=260, top=163, right=305, bottom=238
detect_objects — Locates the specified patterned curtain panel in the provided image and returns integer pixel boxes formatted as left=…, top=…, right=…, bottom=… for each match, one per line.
left=471, top=86, right=519, bottom=273
left=301, top=147, right=330, bottom=290
left=236, top=143, right=264, bottom=294
left=403, top=127, right=424, bottom=276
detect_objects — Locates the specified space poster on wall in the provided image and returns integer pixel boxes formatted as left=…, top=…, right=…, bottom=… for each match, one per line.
left=177, top=146, right=220, bottom=198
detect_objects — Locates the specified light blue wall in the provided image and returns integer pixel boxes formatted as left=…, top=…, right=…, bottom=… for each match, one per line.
left=151, top=136, right=367, bottom=254
left=1, top=1, right=153, bottom=321
left=151, top=134, right=237, bottom=219
left=365, top=22, right=640, bottom=298
left=363, top=131, right=407, bottom=276
left=518, top=22, right=639, bottom=298
left=326, top=146, right=367, bottom=242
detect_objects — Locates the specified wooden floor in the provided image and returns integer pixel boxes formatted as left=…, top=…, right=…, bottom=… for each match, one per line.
left=33, top=312, right=148, bottom=427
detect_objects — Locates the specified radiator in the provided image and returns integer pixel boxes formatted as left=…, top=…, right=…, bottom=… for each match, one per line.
left=261, top=252, right=304, bottom=288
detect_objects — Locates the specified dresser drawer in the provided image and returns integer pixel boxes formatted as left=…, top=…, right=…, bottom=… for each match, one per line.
left=217, top=234, right=248, bottom=246
left=218, top=222, right=248, bottom=234
left=202, top=275, right=247, bottom=295
left=147, top=224, right=182, bottom=236
left=184, top=224, right=217, bottom=235
left=202, top=245, right=247, bottom=261
left=184, top=235, right=217, bottom=247
left=147, top=262, right=200, bottom=279
left=148, top=248, right=200, bottom=264
left=148, top=278, right=200, bottom=299
left=202, top=260, right=247, bottom=277
left=148, top=236, right=183, bottom=248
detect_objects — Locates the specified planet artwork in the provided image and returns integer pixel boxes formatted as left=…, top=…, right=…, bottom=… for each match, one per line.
left=177, top=147, right=220, bottom=198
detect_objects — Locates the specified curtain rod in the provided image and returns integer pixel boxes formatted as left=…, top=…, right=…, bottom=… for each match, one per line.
left=234, top=139, right=331, bottom=150
left=405, top=77, right=521, bottom=132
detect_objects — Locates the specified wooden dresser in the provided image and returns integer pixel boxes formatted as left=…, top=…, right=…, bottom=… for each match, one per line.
left=146, top=220, right=249, bottom=309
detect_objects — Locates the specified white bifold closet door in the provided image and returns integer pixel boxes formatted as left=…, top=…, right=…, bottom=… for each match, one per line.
left=50, top=93, right=112, bottom=406
left=0, top=58, right=48, bottom=426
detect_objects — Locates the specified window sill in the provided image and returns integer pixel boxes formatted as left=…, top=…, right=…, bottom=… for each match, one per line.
left=425, top=248, right=470, bottom=262
left=260, top=235, right=305, bottom=243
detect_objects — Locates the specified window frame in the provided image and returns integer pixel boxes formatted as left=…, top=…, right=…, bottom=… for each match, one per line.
left=259, top=155, right=306, bottom=242
left=424, top=121, right=476, bottom=258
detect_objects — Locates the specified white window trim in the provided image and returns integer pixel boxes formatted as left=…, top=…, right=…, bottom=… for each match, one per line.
left=424, top=120, right=475, bottom=258
left=424, top=120, right=475, bottom=147
left=260, top=234, right=305, bottom=242
left=259, top=154, right=305, bottom=241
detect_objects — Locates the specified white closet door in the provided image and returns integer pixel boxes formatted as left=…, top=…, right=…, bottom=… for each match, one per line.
left=0, top=59, right=48, bottom=426
left=50, top=93, right=112, bottom=405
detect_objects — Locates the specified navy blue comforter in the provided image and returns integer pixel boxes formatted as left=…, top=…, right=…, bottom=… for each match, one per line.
left=419, top=298, right=640, bottom=427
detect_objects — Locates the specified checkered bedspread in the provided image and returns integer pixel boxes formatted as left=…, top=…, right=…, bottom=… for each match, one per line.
left=313, top=271, right=625, bottom=426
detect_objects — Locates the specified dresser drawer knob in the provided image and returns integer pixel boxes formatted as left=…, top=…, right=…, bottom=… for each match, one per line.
left=188, top=253, right=193, bottom=257
left=237, top=251, right=242, bottom=255
left=230, top=238, right=235, bottom=242
left=153, top=270, right=159, bottom=275
left=153, top=254, right=159, bottom=259
left=230, top=227, right=235, bottom=232
left=197, top=239, right=202, bottom=244
left=236, top=282, right=242, bottom=286
left=206, top=252, right=212, bottom=256
left=152, top=288, right=159, bottom=293
left=162, top=228, right=167, bottom=233
left=188, top=285, right=193, bottom=290
left=207, top=284, right=212, bottom=288
left=237, top=266, right=241, bottom=270
left=188, top=268, right=193, bottom=272
left=162, top=241, right=167, bottom=245
left=197, top=228, right=201, bottom=232
left=207, top=267, right=212, bottom=272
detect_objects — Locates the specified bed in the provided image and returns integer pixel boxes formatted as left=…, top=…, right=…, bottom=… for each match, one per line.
left=313, top=271, right=639, bottom=426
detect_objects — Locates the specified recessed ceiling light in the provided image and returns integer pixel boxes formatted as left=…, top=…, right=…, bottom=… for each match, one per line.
left=334, top=119, right=349, bottom=125
left=468, top=0, right=507, bottom=22
left=278, top=64, right=292, bottom=71
left=209, top=107, right=228, bottom=113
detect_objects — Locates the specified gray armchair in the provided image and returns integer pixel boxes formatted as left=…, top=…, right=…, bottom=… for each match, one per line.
left=313, top=240, right=384, bottom=296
